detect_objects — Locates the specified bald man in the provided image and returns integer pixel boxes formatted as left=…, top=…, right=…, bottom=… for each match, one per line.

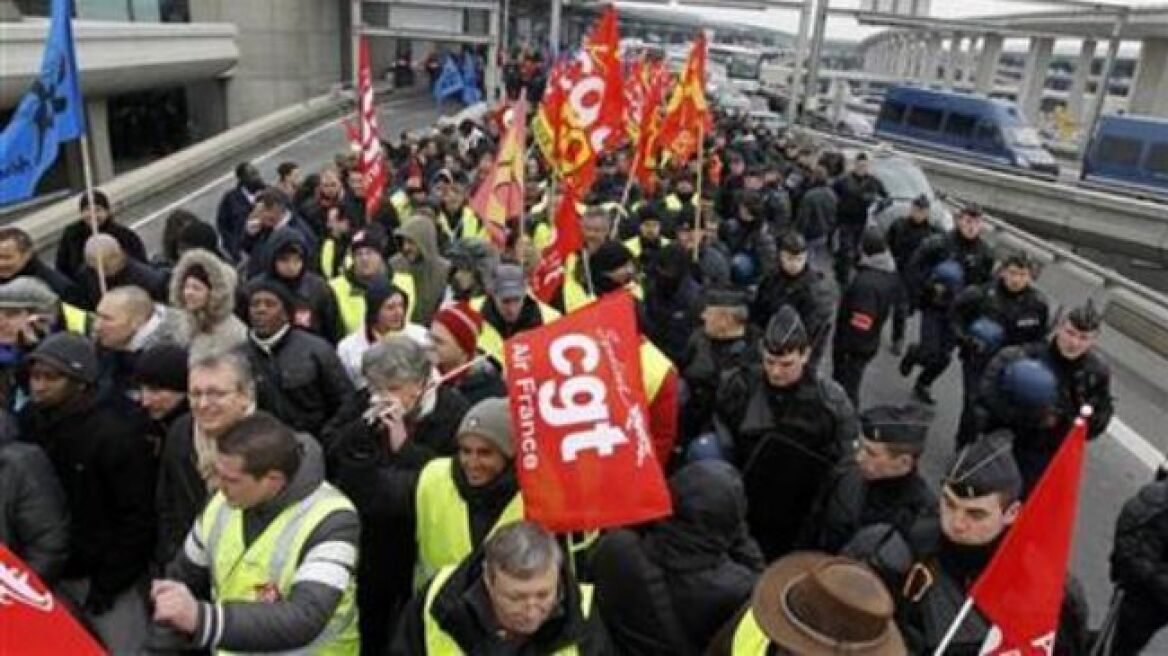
left=80, top=234, right=167, bottom=309
left=94, top=286, right=184, bottom=401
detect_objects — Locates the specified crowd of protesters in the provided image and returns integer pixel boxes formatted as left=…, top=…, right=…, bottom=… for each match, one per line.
left=1, top=82, right=1164, bottom=656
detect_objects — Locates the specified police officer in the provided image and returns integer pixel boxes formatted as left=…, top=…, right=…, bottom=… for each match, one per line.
left=843, top=432, right=1088, bottom=655
left=715, top=306, right=857, bottom=560
left=951, top=251, right=1050, bottom=448
left=152, top=412, right=360, bottom=654
left=1110, top=472, right=1168, bottom=654
left=978, top=301, right=1113, bottom=494
left=800, top=404, right=936, bottom=554
left=413, top=398, right=523, bottom=588
left=885, top=194, right=941, bottom=355
left=751, top=232, right=835, bottom=369
left=901, top=203, right=995, bottom=405
left=832, top=152, right=887, bottom=284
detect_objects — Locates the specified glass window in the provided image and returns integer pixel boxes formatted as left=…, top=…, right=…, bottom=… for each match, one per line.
left=976, top=123, right=1002, bottom=146
left=1146, top=143, right=1168, bottom=175
left=362, top=2, right=389, bottom=27
left=879, top=101, right=906, bottom=125
left=906, top=107, right=943, bottom=131
left=944, top=113, right=977, bottom=138
left=1096, top=136, right=1143, bottom=167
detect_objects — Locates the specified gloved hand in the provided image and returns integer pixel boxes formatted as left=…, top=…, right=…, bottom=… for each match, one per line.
left=84, top=588, right=115, bottom=616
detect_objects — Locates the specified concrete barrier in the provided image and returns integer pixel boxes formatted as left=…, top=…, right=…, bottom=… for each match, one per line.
left=15, top=90, right=354, bottom=253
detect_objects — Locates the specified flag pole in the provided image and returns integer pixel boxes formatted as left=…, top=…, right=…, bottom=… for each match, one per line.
left=78, top=134, right=107, bottom=296
left=932, top=598, right=974, bottom=656
left=692, top=122, right=705, bottom=264
left=613, top=149, right=641, bottom=239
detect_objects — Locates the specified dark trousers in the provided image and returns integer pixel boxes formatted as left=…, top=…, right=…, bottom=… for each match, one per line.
left=1112, top=589, right=1168, bottom=655
left=916, top=308, right=957, bottom=389
left=956, top=357, right=986, bottom=449
left=892, top=274, right=913, bottom=343
left=833, top=223, right=866, bottom=286
left=833, top=349, right=873, bottom=407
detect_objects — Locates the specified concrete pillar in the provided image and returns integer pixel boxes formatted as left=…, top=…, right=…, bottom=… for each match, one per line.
left=1018, top=36, right=1054, bottom=122
left=1067, top=39, right=1097, bottom=122
left=961, top=36, right=979, bottom=84
left=926, top=32, right=943, bottom=83
left=1129, top=37, right=1168, bottom=116
left=549, top=0, right=561, bottom=57
left=945, top=32, right=964, bottom=88
left=84, top=99, right=115, bottom=184
left=486, top=5, right=501, bottom=101
left=975, top=33, right=1004, bottom=94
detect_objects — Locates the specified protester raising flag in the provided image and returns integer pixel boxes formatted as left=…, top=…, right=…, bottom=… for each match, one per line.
left=530, top=185, right=585, bottom=304
left=503, top=291, right=672, bottom=532
left=469, top=94, right=528, bottom=247
left=531, top=4, right=624, bottom=194
left=355, top=37, right=387, bottom=218
left=658, top=33, right=712, bottom=166
left=0, top=0, right=86, bottom=205
left=433, top=55, right=464, bottom=102
left=934, top=414, right=1090, bottom=656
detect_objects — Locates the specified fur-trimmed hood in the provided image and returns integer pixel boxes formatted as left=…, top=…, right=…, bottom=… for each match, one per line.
left=169, top=248, right=239, bottom=326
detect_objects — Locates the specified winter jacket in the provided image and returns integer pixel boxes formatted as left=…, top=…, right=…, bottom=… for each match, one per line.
left=715, top=366, right=857, bottom=559
left=330, top=385, right=469, bottom=653
left=18, top=391, right=155, bottom=601
left=246, top=327, right=353, bottom=439
left=645, top=276, right=703, bottom=364
left=908, top=231, right=995, bottom=310
left=240, top=212, right=319, bottom=279
left=0, top=256, right=84, bottom=308
left=446, top=358, right=508, bottom=406
left=0, top=414, right=69, bottom=583
left=56, top=219, right=149, bottom=284
left=154, top=413, right=205, bottom=569
left=833, top=251, right=904, bottom=357
left=832, top=171, right=887, bottom=227
left=215, top=185, right=254, bottom=260
left=169, top=249, right=247, bottom=359
left=79, top=258, right=169, bottom=309
left=257, top=228, right=343, bottom=343
left=1111, top=479, right=1168, bottom=605
left=800, top=463, right=936, bottom=554
left=679, top=326, right=761, bottom=441
left=885, top=215, right=941, bottom=276
left=794, top=182, right=837, bottom=242
left=952, top=279, right=1050, bottom=363
left=161, top=429, right=357, bottom=654
left=391, top=216, right=451, bottom=325
left=391, top=549, right=614, bottom=655
left=751, top=265, right=835, bottom=343
left=718, top=218, right=778, bottom=280
left=96, top=304, right=186, bottom=402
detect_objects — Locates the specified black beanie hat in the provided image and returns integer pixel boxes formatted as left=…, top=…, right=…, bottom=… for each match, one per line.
left=589, top=241, right=634, bottom=293
left=134, top=344, right=190, bottom=393
left=178, top=221, right=222, bottom=254
left=79, top=190, right=111, bottom=212
left=245, top=278, right=296, bottom=318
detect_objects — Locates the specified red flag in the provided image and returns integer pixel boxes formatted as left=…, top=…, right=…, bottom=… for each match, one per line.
left=504, top=291, right=672, bottom=532
left=659, top=34, right=712, bottom=165
left=0, top=544, right=106, bottom=655
left=531, top=5, right=624, bottom=195
left=470, top=94, right=528, bottom=247
left=530, top=186, right=584, bottom=304
left=357, top=38, right=387, bottom=218
left=631, top=59, right=669, bottom=195
left=970, top=417, right=1089, bottom=655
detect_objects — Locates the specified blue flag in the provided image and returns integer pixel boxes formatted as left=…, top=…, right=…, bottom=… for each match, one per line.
left=433, top=56, right=464, bottom=102
left=0, top=0, right=86, bottom=206
left=460, top=53, right=482, bottom=105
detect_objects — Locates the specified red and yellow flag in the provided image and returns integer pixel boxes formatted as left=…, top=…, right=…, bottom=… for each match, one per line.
left=630, top=58, right=670, bottom=195
left=469, top=94, right=528, bottom=247
left=658, top=33, right=712, bottom=166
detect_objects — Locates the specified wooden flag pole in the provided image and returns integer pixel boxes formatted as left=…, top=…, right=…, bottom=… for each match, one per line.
left=612, top=148, right=642, bottom=239
left=78, top=134, right=107, bottom=296
left=691, top=122, right=705, bottom=264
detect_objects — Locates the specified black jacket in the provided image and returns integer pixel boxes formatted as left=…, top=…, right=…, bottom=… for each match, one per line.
left=0, top=415, right=69, bottom=584
left=154, top=413, right=206, bottom=569
left=645, top=276, right=702, bottom=364
left=79, top=258, right=169, bottom=309
left=718, top=218, right=777, bottom=280
left=216, top=185, right=255, bottom=260
left=391, top=549, right=614, bottom=655
left=56, top=219, right=149, bottom=284
left=18, top=391, right=155, bottom=599
left=1111, top=479, right=1168, bottom=605
left=715, top=367, right=857, bottom=559
left=678, top=326, right=760, bottom=441
left=257, top=228, right=343, bottom=343
left=832, top=172, right=887, bottom=227
left=0, top=256, right=84, bottom=308
left=833, top=251, right=904, bottom=357
left=952, top=279, right=1050, bottom=362
left=751, top=265, right=834, bottom=343
left=247, top=326, right=354, bottom=439
left=330, top=385, right=469, bottom=655
left=885, top=215, right=941, bottom=276
left=449, top=359, right=508, bottom=406
left=909, top=231, right=995, bottom=310
left=800, top=463, right=936, bottom=554
left=794, top=182, right=837, bottom=242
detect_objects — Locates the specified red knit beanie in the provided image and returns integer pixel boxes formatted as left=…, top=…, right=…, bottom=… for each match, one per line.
left=433, top=303, right=483, bottom=357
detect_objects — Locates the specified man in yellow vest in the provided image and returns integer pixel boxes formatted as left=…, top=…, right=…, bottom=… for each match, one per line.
left=707, top=552, right=905, bottom=655
left=413, top=397, right=522, bottom=587
left=329, top=225, right=416, bottom=337
left=623, top=204, right=671, bottom=276
left=437, top=176, right=486, bottom=243
left=391, top=520, right=612, bottom=654
left=471, top=263, right=560, bottom=365
left=151, top=411, right=361, bottom=655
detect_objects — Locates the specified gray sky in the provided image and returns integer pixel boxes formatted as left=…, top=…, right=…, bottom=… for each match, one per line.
left=619, top=0, right=1160, bottom=47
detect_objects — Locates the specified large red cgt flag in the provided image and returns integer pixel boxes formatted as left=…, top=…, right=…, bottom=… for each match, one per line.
left=0, top=544, right=106, bottom=655
left=504, top=291, right=672, bottom=532
left=658, top=33, right=712, bottom=165
left=971, top=416, right=1089, bottom=655
left=530, top=185, right=584, bottom=304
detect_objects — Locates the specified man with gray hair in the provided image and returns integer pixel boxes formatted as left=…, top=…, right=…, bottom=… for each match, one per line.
left=330, top=334, right=470, bottom=651
left=391, top=520, right=612, bottom=654
left=80, top=233, right=167, bottom=308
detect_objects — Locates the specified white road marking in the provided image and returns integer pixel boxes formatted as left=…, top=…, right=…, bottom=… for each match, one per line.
left=1108, top=417, right=1166, bottom=471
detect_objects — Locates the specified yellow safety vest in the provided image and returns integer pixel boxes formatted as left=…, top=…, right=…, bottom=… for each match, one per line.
left=664, top=194, right=696, bottom=214
left=61, top=302, right=89, bottom=335
left=319, top=238, right=354, bottom=280
left=560, top=257, right=645, bottom=314
left=443, top=206, right=486, bottom=242
left=469, top=296, right=561, bottom=365
left=622, top=236, right=672, bottom=260
left=329, top=272, right=416, bottom=337
left=639, top=340, right=671, bottom=403
left=422, top=565, right=594, bottom=656
left=730, top=607, right=772, bottom=655
left=390, top=190, right=412, bottom=218
left=413, top=458, right=524, bottom=589
left=199, top=483, right=359, bottom=656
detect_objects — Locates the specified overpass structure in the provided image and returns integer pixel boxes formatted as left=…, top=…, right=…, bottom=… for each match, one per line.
left=852, top=4, right=1168, bottom=133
